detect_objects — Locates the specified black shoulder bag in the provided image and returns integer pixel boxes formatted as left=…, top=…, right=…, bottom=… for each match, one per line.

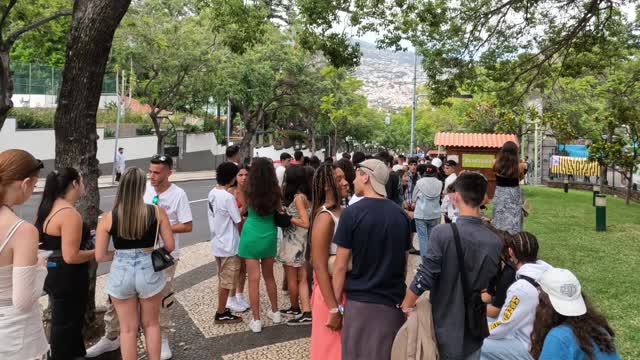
left=451, top=223, right=490, bottom=340
left=151, top=205, right=175, bottom=272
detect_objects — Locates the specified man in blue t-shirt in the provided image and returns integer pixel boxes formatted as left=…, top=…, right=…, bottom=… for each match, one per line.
left=332, top=158, right=412, bottom=360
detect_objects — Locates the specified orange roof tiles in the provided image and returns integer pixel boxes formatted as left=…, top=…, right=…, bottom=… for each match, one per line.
left=434, top=132, right=518, bottom=149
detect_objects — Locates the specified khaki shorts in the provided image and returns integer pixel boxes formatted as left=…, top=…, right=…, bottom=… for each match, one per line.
left=216, top=255, right=241, bottom=290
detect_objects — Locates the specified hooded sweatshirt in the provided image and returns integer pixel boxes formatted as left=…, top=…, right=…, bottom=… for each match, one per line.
left=412, top=177, right=443, bottom=220
left=488, top=260, right=553, bottom=350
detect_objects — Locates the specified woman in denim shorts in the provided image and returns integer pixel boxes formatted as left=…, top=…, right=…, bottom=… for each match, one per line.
left=96, top=168, right=175, bottom=360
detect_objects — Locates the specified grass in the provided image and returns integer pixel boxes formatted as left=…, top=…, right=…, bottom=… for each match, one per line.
left=521, top=186, right=640, bottom=359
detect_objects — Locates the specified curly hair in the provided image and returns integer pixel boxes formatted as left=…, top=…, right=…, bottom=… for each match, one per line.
left=530, top=292, right=617, bottom=360
left=493, top=141, right=520, bottom=179
left=245, top=157, right=282, bottom=216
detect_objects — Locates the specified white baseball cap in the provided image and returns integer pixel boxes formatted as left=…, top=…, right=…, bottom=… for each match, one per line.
left=431, top=157, right=443, bottom=168
left=538, top=268, right=587, bottom=317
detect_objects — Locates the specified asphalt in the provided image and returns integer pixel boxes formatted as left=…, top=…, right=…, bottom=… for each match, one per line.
left=19, top=179, right=217, bottom=275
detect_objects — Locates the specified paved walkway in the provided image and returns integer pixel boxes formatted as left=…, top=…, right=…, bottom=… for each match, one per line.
left=34, top=170, right=216, bottom=193
left=39, top=239, right=422, bottom=359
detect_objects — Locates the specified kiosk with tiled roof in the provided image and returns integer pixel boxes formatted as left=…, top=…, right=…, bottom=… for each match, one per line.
left=434, top=132, right=519, bottom=198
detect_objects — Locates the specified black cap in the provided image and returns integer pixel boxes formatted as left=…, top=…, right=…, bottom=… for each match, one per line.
left=423, top=164, right=438, bottom=177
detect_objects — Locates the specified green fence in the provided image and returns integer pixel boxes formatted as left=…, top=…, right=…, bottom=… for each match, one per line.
left=11, top=62, right=117, bottom=95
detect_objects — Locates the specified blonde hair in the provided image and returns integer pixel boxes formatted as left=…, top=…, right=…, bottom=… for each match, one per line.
left=113, top=167, right=150, bottom=240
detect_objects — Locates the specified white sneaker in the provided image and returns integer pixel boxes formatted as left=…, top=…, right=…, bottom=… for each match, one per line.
left=249, top=318, right=262, bottom=333
left=267, top=310, right=282, bottom=324
left=236, top=294, right=250, bottom=309
left=85, top=336, right=120, bottom=357
left=227, top=297, right=248, bottom=313
left=161, top=336, right=172, bottom=360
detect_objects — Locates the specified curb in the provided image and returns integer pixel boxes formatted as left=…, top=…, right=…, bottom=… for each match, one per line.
left=33, top=175, right=217, bottom=194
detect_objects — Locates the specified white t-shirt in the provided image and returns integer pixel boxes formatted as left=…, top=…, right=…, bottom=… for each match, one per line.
left=207, top=188, right=241, bottom=257
left=276, top=165, right=286, bottom=187
left=115, top=153, right=125, bottom=173
left=348, top=194, right=363, bottom=206
left=444, top=173, right=458, bottom=194
left=144, top=183, right=193, bottom=258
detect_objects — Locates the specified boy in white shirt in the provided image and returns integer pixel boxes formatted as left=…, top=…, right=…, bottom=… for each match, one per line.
left=208, top=162, right=244, bottom=324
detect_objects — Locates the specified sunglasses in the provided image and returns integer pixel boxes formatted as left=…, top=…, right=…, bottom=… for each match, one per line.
left=152, top=195, right=159, bottom=205
left=151, top=154, right=170, bottom=164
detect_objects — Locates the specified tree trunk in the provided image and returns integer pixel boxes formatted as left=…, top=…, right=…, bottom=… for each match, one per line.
left=0, top=49, right=12, bottom=131
left=53, top=0, right=131, bottom=330
left=626, top=171, right=632, bottom=205
left=238, top=105, right=262, bottom=163
left=149, top=112, right=166, bottom=154
left=332, top=125, right=338, bottom=158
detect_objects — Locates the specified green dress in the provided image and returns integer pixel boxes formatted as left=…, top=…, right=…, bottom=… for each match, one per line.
left=238, top=207, right=277, bottom=259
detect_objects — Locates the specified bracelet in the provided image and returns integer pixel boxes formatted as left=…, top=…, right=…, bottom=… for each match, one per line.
left=401, top=306, right=415, bottom=314
left=328, top=307, right=339, bottom=314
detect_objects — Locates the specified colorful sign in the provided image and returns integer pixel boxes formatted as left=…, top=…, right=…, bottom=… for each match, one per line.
left=550, top=156, right=600, bottom=177
left=462, top=154, right=495, bottom=169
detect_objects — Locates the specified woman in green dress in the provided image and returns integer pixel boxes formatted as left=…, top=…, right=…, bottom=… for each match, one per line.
left=238, top=158, right=282, bottom=333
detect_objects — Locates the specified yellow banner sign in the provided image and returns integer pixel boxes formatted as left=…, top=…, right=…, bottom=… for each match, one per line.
left=550, top=156, right=600, bottom=177
left=462, top=154, right=495, bottom=169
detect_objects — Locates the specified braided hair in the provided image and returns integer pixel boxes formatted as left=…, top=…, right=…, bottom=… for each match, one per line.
left=307, top=164, right=340, bottom=251
left=511, top=231, right=539, bottom=263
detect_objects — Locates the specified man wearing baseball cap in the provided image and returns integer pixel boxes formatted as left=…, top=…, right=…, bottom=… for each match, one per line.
left=330, top=158, right=413, bottom=360
left=533, top=268, right=620, bottom=360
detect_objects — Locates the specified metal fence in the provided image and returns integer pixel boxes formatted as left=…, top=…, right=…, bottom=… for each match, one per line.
left=11, top=62, right=117, bottom=95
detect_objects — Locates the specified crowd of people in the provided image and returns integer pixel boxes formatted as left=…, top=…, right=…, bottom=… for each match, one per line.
left=0, top=142, right=621, bottom=360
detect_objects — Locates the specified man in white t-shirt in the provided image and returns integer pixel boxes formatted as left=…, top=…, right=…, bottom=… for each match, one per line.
left=144, top=154, right=193, bottom=359
left=208, top=162, right=246, bottom=323
left=443, top=160, right=458, bottom=194
left=87, top=154, right=193, bottom=360
left=115, top=147, right=125, bottom=182
left=276, top=152, right=292, bottom=186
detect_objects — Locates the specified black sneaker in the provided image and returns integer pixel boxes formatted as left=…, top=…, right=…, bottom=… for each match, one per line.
left=280, top=306, right=302, bottom=318
left=286, top=312, right=312, bottom=326
left=408, top=248, right=420, bottom=255
left=215, top=309, right=243, bottom=324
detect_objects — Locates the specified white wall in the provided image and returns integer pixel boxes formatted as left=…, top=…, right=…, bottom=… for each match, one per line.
left=254, top=145, right=325, bottom=161
left=186, top=132, right=225, bottom=155
left=0, top=118, right=56, bottom=160
left=11, top=94, right=120, bottom=109
left=0, top=118, right=224, bottom=164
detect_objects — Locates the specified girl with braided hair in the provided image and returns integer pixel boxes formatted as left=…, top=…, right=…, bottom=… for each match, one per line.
left=309, top=164, right=349, bottom=360
left=481, top=232, right=552, bottom=360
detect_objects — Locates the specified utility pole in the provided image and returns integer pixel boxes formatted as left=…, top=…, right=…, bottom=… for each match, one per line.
left=410, top=51, right=417, bottom=157
left=111, top=71, right=121, bottom=184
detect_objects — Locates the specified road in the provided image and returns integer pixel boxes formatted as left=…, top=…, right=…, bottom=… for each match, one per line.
left=18, top=179, right=217, bottom=275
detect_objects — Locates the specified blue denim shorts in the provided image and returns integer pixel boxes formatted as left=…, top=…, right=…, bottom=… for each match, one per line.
left=106, top=249, right=166, bottom=300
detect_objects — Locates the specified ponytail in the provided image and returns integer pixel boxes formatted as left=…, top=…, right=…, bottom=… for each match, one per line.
left=0, top=149, right=42, bottom=206
left=35, top=168, right=80, bottom=232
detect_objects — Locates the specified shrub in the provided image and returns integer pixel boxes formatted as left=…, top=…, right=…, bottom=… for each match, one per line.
left=136, top=124, right=154, bottom=136
left=104, top=128, right=116, bottom=138
left=10, top=108, right=54, bottom=129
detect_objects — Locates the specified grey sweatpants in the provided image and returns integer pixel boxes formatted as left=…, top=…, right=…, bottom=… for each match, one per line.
left=342, top=299, right=406, bottom=360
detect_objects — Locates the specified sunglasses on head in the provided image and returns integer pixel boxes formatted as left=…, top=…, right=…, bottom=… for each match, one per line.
left=151, top=154, right=170, bottom=163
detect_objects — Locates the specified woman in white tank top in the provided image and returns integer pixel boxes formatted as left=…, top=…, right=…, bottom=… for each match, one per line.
left=0, top=149, right=48, bottom=360
left=309, top=164, right=350, bottom=360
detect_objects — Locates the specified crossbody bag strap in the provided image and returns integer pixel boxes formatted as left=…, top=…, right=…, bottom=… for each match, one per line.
left=153, top=205, right=161, bottom=248
left=451, top=223, right=471, bottom=302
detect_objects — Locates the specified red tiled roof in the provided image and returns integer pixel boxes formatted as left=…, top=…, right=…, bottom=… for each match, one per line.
left=434, top=132, right=519, bottom=149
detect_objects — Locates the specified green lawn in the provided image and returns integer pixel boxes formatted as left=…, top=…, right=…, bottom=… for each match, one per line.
left=521, top=186, right=640, bottom=359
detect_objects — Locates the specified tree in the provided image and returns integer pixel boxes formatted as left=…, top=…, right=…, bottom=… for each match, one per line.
left=54, top=0, right=131, bottom=326
left=0, top=0, right=72, bottom=130
left=111, top=0, right=270, bottom=154
left=208, top=29, right=306, bottom=160
left=299, top=1, right=631, bottom=105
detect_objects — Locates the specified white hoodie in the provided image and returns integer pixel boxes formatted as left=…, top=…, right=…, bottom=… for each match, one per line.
left=488, top=260, right=553, bottom=350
